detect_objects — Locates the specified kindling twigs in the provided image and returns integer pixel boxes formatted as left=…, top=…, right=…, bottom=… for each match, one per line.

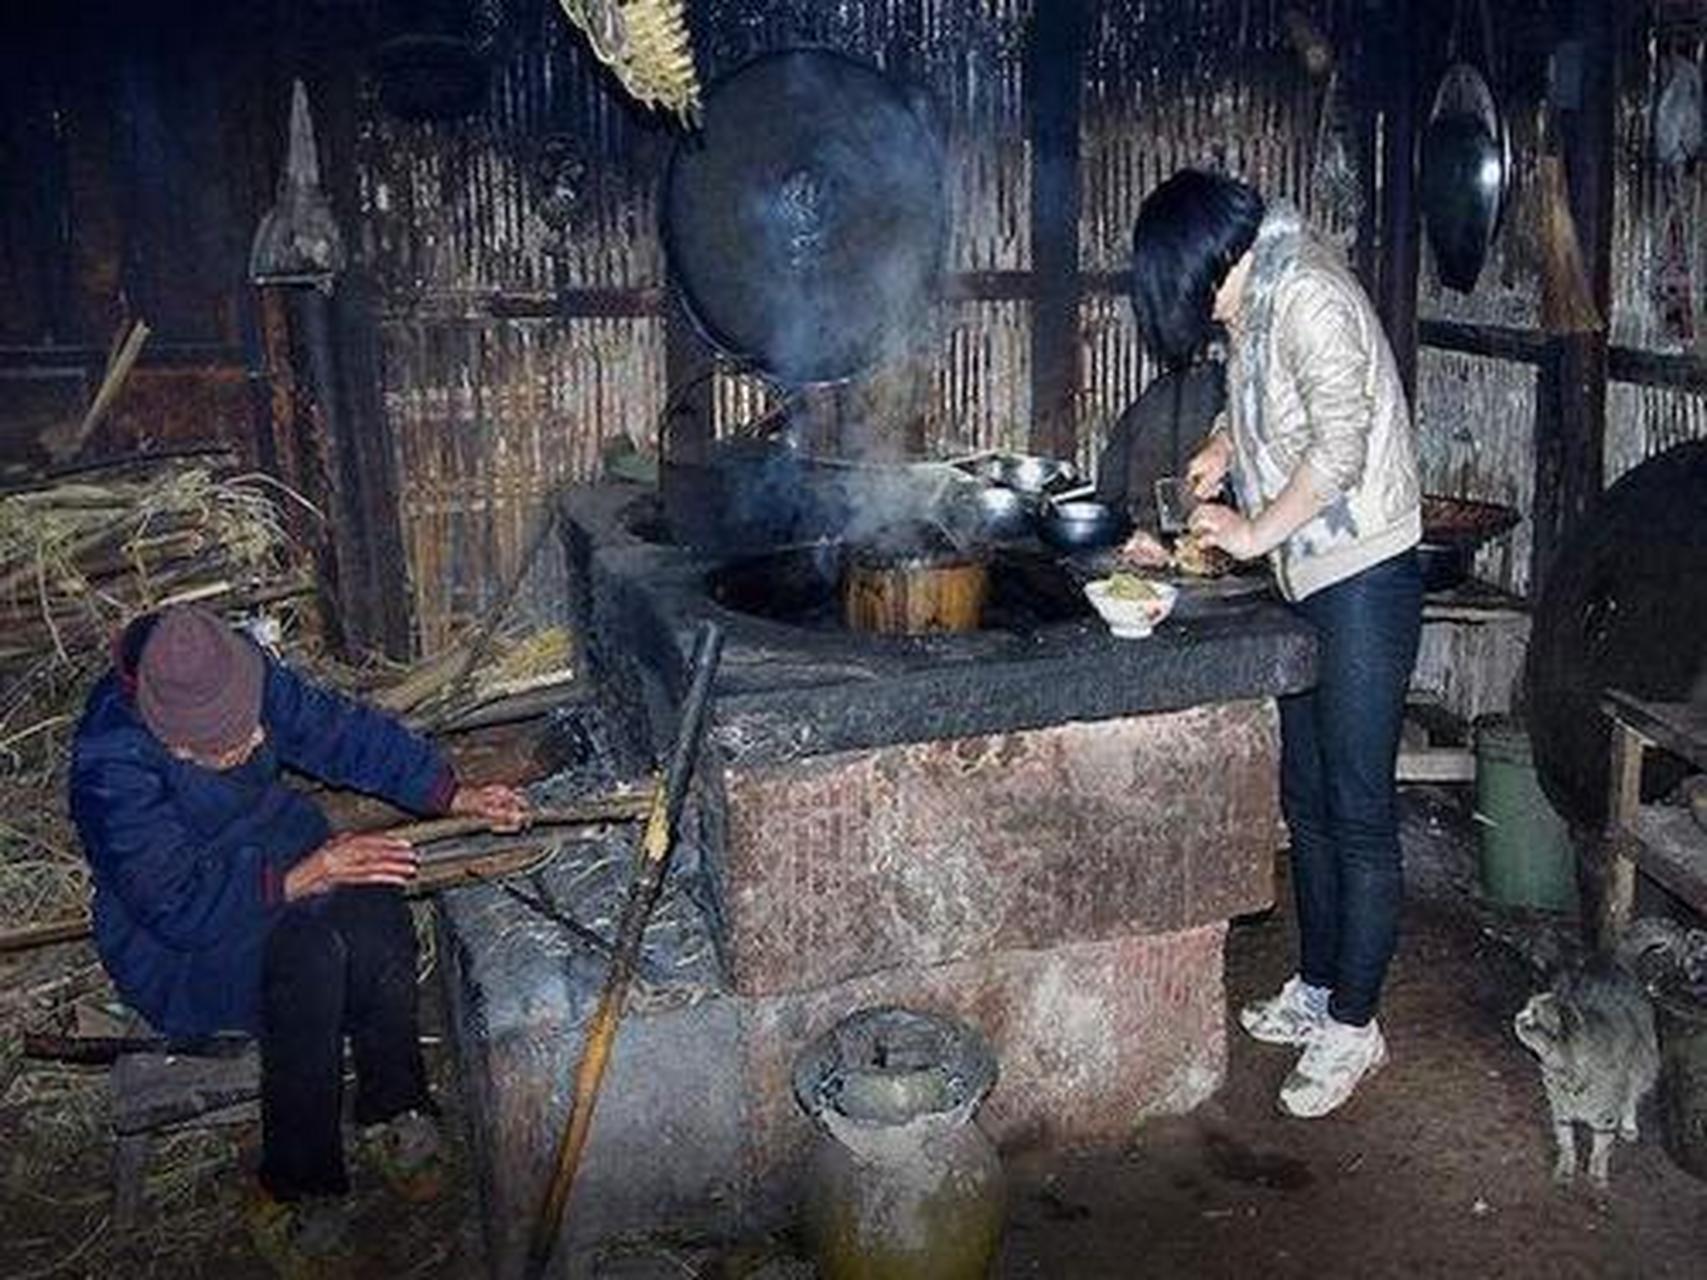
left=526, top=621, right=724, bottom=1279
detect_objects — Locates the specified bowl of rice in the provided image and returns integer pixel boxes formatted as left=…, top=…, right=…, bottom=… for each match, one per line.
left=1083, top=573, right=1178, bottom=638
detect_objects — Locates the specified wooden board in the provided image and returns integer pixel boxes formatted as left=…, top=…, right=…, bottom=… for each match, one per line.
left=1626, top=806, right=1707, bottom=915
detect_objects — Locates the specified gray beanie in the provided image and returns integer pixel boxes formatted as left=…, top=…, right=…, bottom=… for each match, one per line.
left=136, top=607, right=264, bottom=755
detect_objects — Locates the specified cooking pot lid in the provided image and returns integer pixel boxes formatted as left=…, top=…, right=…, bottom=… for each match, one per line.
left=1421, top=62, right=1511, bottom=294
left=663, top=49, right=947, bottom=386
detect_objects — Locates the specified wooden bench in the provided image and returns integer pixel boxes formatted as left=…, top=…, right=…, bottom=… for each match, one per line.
left=109, top=1037, right=260, bottom=1225
left=1599, top=689, right=1707, bottom=945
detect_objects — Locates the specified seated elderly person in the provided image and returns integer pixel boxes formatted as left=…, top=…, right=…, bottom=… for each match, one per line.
left=70, top=605, right=527, bottom=1265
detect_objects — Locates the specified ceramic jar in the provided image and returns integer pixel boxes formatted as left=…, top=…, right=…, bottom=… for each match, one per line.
left=792, top=1006, right=1004, bottom=1280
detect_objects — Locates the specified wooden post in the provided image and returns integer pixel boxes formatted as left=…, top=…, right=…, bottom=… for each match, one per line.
left=662, top=290, right=715, bottom=466
left=1372, top=0, right=1422, bottom=404
left=1025, top=0, right=1088, bottom=461
left=1597, top=718, right=1646, bottom=946
left=1531, top=0, right=1619, bottom=599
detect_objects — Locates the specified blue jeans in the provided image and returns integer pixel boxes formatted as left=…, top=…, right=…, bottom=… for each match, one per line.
left=1280, top=549, right=1422, bottom=1027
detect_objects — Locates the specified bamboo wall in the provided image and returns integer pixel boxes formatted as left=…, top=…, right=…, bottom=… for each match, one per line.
left=357, top=0, right=1356, bottom=650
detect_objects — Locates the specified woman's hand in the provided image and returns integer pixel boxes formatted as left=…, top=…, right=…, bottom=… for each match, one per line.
left=1188, top=502, right=1263, bottom=561
left=1186, top=432, right=1234, bottom=500
left=284, top=832, right=418, bottom=901
left=1115, top=529, right=1172, bottom=569
left=449, top=782, right=531, bottom=833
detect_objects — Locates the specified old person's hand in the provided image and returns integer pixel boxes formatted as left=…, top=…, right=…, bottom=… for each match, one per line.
left=1186, top=433, right=1234, bottom=500
left=284, top=832, right=418, bottom=901
left=1188, top=502, right=1262, bottom=561
left=450, top=782, right=531, bottom=833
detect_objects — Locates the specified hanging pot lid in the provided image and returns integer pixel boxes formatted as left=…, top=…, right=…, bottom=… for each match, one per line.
left=662, top=49, right=947, bottom=387
left=1421, top=62, right=1511, bottom=294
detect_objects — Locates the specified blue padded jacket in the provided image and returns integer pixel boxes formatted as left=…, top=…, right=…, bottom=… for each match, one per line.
left=69, top=624, right=455, bottom=1037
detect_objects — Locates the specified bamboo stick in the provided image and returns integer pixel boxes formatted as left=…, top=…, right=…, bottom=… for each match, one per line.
left=525, top=622, right=724, bottom=1278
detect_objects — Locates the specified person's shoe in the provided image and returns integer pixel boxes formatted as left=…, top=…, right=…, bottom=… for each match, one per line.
left=359, top=1108, right=445, bottom=1203
left=1278, top=1017, right=1388, bottom=1118
left=246, top=1188, right=354, bottom=1279
left=1238, top=975, right=1330, bottom=1046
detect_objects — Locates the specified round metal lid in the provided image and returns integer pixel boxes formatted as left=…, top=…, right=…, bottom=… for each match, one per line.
left=663, top=49, right=947, bottom=386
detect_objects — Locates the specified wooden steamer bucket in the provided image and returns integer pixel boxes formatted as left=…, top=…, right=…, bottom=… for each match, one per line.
left=842, top=540, right=988, bottom=634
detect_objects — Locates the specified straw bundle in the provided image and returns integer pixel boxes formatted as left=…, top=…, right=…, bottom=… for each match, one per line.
left=0, top=464, right=312, bottom=667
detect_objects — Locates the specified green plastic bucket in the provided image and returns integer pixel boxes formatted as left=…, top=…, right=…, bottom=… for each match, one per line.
left=1655, top=989, right=1707, bottom=1181
left=1474, top=718, right=1578, bottom=912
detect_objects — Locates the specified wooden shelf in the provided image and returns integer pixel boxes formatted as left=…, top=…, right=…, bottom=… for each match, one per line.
left=1601, top=685, right=1707, bottom=942
left=1625, top=806, right=1707, bottom=916
left=1423, top=578, right=1528, bottom=623
left=1603, top=691, right=1707, bottom=773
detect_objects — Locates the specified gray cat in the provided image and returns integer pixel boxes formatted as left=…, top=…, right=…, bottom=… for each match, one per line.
left=1512, top=953, right=1660, bottom=1188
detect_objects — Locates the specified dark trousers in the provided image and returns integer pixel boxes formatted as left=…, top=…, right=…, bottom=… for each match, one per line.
left=258, top=885, right=432, bottom=1200
left=1280, top=549, right=1423, bottom=1027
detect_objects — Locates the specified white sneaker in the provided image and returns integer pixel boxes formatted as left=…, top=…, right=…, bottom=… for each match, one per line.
left=1238, top=975, right=1329, bottom=1046
left=1278, top=1017, right=1388, bottom=1118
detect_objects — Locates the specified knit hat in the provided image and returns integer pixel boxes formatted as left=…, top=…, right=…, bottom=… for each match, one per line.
left=135, top=607, right=265, bottom=755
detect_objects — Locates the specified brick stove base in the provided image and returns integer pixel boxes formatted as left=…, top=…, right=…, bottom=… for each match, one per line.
left=438, top=903, right=1228, bottom=1277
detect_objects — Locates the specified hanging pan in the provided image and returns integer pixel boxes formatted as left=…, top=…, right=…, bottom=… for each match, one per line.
left=661, top=48, right=948, bottom=388
left=1421, top=61, right=1513, bottom=294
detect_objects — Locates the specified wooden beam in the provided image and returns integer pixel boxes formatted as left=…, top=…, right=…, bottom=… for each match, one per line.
left=1419, top=319, right=1552, bottom=366
left=1422, top=321, right=1707, bottom=394
left=1025, top=0, right=1088, bottom=460
left=1608, top=344, right=1707, bottom=393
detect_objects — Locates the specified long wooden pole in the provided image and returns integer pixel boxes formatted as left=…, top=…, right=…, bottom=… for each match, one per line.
left=525, top=622, right=724, bottom=1278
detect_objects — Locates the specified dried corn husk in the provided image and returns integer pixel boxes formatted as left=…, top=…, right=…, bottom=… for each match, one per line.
left=556, top=0, right=701, bottom=124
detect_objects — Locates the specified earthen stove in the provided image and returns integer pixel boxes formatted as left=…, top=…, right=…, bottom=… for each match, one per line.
left=437, top=483, right=1316, bottom=1275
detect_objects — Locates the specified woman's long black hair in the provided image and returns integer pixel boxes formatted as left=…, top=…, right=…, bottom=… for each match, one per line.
left=1130, top=170, right=1265, bottom=367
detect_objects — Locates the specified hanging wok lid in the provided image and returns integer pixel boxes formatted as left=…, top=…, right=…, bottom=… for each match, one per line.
left=1420, top=62, right=1511, bottom=294
left=662, top=49, right=947, bottom=386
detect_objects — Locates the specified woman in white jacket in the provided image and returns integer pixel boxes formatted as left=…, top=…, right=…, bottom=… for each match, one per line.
left=1131, top=169, right=1423, bottom=1118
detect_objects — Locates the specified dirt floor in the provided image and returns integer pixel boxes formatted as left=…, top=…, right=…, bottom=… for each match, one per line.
left=2, top=788, right=1705, bottom=1278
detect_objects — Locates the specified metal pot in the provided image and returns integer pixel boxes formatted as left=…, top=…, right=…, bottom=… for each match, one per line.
left=1037, top=498, right=1130, bottom=551
left=967, top=453, right=1079, bottom=497
left=970, top=484, right=1032, bottom=541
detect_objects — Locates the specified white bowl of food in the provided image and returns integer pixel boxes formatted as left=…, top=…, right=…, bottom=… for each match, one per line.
left=1083, top=574, right=1179, bottom=638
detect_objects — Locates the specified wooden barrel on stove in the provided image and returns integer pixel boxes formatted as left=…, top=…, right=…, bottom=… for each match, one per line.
left=843, top=550, right=988, bottom=634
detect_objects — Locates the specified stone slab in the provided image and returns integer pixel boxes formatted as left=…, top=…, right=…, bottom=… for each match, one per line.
left=720, top=701, right=1280, bottom=994
left=736, top=922, right=1230, bottom=1201
left=439, top=892, right=1228, bottom=1276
